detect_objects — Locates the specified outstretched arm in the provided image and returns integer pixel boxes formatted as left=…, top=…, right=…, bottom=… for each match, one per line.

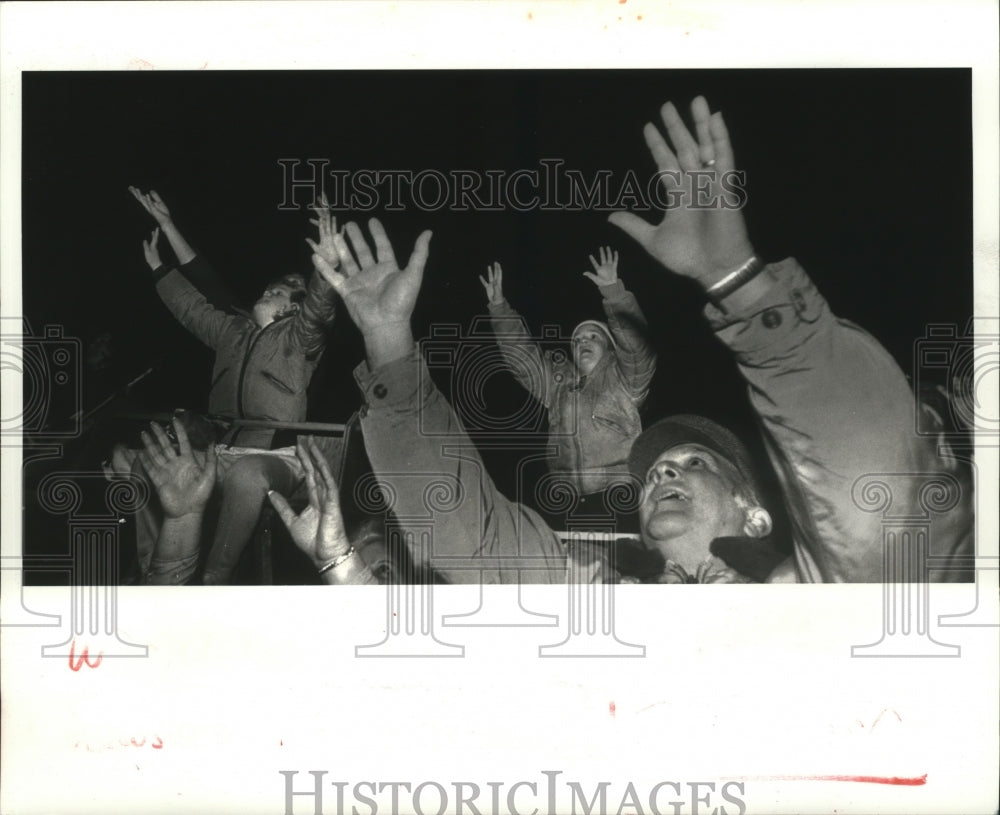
left=288, top=194, right=339, bottom=356
left=137, top=416, right=216, bottom=585
left=312, top=220, right=565, bottom=583
left=609, top=97, right=967, bottom=582
left=130, top=187, right=196, bottom=266
left=130, top=186, right=243, bottom=313
left=584, top=246, right=657, bottom=401
left=153, top=265, right=243, bottom=350
left=482, top=262, right=553, bottom=407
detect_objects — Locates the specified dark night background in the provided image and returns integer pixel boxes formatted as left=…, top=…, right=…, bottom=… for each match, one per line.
left=20, top=69, right=972, bottom=580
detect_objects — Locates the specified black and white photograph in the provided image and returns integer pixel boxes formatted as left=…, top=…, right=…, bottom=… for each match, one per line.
left=2, top=3, right=998, bottom=815
left=16, top=67, right=978, bottom=587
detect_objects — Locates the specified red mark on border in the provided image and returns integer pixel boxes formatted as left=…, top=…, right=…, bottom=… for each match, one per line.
left=738, top=774, right=926, bottom=787
left=68, top=640, right=103, bottom=671
left=818, top=775, right=925, bottom=786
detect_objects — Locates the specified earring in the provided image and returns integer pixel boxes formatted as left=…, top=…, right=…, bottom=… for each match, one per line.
left=743, top=507, right=773, bottom=538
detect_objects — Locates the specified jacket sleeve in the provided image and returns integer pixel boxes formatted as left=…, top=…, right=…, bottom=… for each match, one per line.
left=706, top=258, right=971, bottom=583
left=601, top=279, right=657, bottom=403
left=173, top=253, right=242, bottom=314
left=487, top=300, right=554, bottom=408
left=153, top=260, right=242, bottom=350
left=356, top=351, right=567, bottom=584
left=287, top=268, right=337, bottom=358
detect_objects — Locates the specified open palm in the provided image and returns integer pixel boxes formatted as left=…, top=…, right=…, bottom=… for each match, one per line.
left=479, top=262, right=504, bottom=305
left=139, top=419, right=216, bottom=519
left=268, top=439, right=349, bottom=566
left=311, top=219, right=431, bottom=335
left=129, top=187, right=173, bottom=226
left=305, top=192, right=339, bottom=268
left=609, top=97, right=755, bottom=288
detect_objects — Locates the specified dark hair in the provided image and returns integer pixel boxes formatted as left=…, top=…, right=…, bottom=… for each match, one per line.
left=267, top=274, right=307, bottom=305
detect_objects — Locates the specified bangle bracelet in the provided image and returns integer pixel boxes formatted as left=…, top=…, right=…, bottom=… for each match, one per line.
left=317, top=547, right=356, bottom=575
left=706, top=255, right=765, bottom=304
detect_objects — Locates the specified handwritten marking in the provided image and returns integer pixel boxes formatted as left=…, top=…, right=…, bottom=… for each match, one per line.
left=75, top=735, right=164, bottom=752
left=68, top=640, right=103, bottom=671
left=871, top=708, right=903, bottom=730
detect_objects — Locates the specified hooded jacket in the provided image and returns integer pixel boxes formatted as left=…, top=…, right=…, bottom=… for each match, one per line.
left=488, top=279, right=657, bottom=494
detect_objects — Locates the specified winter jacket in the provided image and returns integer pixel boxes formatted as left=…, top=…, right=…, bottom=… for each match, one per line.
left=357, top=258, right=973, bottom=584
left=152, top=255, right=337, bottom=449
left=487, top=279, right=657, bottom=494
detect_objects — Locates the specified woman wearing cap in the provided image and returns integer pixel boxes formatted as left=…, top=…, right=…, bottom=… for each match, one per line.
left=481, top=247, right=657, bottom=530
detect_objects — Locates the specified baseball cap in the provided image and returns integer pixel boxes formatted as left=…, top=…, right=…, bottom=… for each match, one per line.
left=628, top=414, right=760, bottom=499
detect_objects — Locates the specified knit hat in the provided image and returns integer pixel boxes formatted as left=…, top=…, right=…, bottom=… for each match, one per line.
left=628, top=414, right=762, bottom=501
left=571, top=320, right=617, bottom=350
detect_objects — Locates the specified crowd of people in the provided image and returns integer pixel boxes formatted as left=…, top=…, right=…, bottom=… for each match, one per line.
left=122, top=95, right=974, bottom=585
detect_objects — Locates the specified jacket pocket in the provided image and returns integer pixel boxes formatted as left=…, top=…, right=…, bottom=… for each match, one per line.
left=592, top=413, right=628, bottom=436
left=261, top=370, right=295, bottom=395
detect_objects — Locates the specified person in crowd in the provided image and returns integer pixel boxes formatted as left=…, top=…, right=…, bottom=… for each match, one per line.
left=137, top=416, right=384, bottom=585
left=129, top=188, right=341, bottom=584
left=307, top=96, right=973, bottom=584
left=481, top=247, right=656, bottom=529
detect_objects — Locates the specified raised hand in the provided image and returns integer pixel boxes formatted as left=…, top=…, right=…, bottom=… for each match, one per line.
left=268, top=438, right=350, bottom=569
left=138, top=417, right=217, bottom=519
left=608, top=96, right=755, bottom=290
left=312, top=217, right=431, bottom=341
left=129, top=187, right=173, bottom=226
left=582, top=246, right=619, bottom=288
left=305, top=192, right=340, bottom=269
left=141, top=228, right=162, bottom=270
left=479, top=262, right=504, bottom=305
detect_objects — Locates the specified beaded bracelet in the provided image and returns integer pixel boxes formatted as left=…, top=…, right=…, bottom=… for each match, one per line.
left=317, top=547, right=356, bottom=575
